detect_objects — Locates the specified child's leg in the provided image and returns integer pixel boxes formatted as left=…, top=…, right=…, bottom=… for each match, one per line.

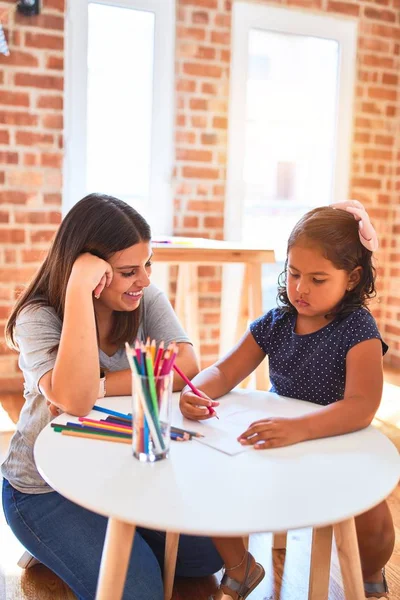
left=212, top=537, right=264, bottom=599
left=355, top=500, right=394, bottom=583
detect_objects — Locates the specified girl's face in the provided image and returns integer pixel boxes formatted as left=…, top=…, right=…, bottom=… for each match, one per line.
left=287, top=244, right=355, bottom=318
left=97, top=241, right=152, bottom=312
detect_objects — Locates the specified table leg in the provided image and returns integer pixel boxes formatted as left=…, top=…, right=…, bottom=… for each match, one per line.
left=96, top=518, right=136, bottom=600
left=272, top=532, right=287, bottom=550
left=249, top=263, right=270, bottom=391
left=308, top=525, right=333, bottom=600
left=164, top=532, right=180, bottom=600
left=334, top=518, right=365, bottom=600
left=175, top=264, right=200, bottom=358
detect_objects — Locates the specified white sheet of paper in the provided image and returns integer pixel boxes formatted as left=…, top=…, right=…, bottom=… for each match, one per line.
left=173, top=403, right=270, bottom=456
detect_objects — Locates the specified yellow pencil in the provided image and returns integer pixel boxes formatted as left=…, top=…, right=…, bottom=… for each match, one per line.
left=79, top=419, right=132, bottom=434
left=61, top=430, right=131, bottom=444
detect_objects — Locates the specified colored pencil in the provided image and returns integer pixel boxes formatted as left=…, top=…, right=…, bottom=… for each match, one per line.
left=60, top=429, right=132, bottom=444
left=154, top=341, right=164, bottom=376
left=53, top=424, right=130, bottom=439
left=173, top=363, right=219, bottom=419
left=93, top=405, right=132, bottom=421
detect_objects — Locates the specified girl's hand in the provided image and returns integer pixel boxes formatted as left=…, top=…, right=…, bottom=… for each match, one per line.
left=238, top=417, right=307, bottom=449
left=180, top=390, right=219, bottom=421
left=69, top=253, right=113, bottom=298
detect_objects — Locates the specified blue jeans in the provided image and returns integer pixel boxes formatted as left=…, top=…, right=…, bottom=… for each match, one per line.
left=2, top=479, right=223, bottom=600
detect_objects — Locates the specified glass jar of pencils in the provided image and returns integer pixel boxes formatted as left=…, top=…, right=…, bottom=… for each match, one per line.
left=132, top=373, right=173, bottom=462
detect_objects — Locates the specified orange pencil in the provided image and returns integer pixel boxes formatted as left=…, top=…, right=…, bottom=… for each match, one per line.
left=61, top=430, right=131, bottom=444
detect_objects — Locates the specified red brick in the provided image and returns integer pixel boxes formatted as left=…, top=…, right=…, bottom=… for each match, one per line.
left=43, top=193, right=61, bottom=204
left=14, top=73, right=63, bottom=91
left=23, top=153, right=38, bottom=166
left=0, top=111, right=38, bottom=126
left=351, top=178, right=381, bottom=189
left=354, top=132, right=370, bottom=144
left=17, top=13, right=64, bottom=30
left=0, top=229, right=25, bottom=243
left=176, top=79, right=196, bottom=93
left=0, top=90, right=30, bottom=107
left=204, top=216, right=224, bottom=228
left=201, top=133, right=218, bottom=145
left=361, top=55, right=394, bottom=69
left=37, top=94, right=63, bottom=110
left=189, top=98, right=208, bottom=110
left=30, top=229, right=56, bottom=243
left=177, top=149, right=212, bottom=162
left=364, top=149, right=392, bottom=160
left=0, top=50, right=39, bottom=68
left=22, top=249, right=47, bottom=262
left=364, top=7, right=396, bottom=22
left=0, top=211, right=9, bottom=223
left=215, top=14, right=231, bottom=27
left=183, top=63, right=222, bottom=78
left=16, top=131, right=54, bottom=147
left=42, top=114, right=63, bottom=129
left=182, top=166, right=219, bottom=179
left=176, top=131, right=196, bottom=144
left=202, top=82, right=216, bottom=94
left=177, top=27, right=206, bottom=41
left=210, top=31, right=230, bottom=45
left=46, top=55, right=64, bottom=70
left=191, top=115, right=207, bottom=128
left=40, top=152, right=63, bottom=168
left=192, top=11, right=208, bottom=24
left=25, top=32, right=64, bottom=51
left=183, top=216, right=199, bottom=228
left=0, top=268, right=36, bottom=283
left=0, top=130, right=10, bottom=144
left=43, top=0, right=65, bottom=10
left=8, top=171, right=44, bottom=187
left=0, top=151, right=17, bottom=164
left=382, top=73, right=398, bottom=86
left=368, top=87, right=397, bottom=101
left=180, top=0, right=217, bottom=7
left=375, top=135, right=394, bottom=145
left=212, top=116, right=228, bottom=129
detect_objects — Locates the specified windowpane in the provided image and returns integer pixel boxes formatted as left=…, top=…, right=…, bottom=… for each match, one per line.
left=241, top=29, right=339, bottom=309
left=87, top=3, right=154, bottom=212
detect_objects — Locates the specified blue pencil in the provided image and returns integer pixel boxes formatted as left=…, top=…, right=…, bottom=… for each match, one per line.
left=93, top=406, right=132, bottom=420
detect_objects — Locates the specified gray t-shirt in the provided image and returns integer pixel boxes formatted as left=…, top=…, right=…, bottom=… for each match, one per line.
left=1, top=284, right=190, bottom=494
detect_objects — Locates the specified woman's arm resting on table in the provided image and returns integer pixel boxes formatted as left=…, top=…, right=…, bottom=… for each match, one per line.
left=239, top=338, right=383, bottom=449
left=180, top=331, right=266, bottom=420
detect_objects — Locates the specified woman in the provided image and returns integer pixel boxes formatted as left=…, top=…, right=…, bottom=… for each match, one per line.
left=2, top=193, right=223, bottom=600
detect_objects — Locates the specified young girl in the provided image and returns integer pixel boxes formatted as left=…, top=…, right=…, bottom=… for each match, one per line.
left=2, top=193, right=226, bottom=600
left=181, top=201, right=393, bottom=600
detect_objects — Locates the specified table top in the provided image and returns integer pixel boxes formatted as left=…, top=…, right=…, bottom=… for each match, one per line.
left=152, top=237, right=275, bottom=264
left=34, top=390, right=399, bottom=537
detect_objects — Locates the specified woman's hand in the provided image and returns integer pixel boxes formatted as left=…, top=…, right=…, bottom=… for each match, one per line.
left=238, top=417, right=307, bottom=449
left=68, top=253, right=113, bottom=298
left=46, top=400, right=62, bottom=417
left=179, top=390, right=219, bottom=421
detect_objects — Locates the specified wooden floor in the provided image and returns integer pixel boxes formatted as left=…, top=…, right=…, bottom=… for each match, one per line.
left=1, top=372, right=399, bottom=599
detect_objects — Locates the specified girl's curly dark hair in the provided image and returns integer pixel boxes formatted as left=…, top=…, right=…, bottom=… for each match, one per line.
left=277, top=206, right=377, bottom=320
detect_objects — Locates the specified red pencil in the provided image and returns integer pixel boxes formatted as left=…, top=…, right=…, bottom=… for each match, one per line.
left=154, top=341, right=164, bottom=376
left=173, top=363, right=219, bottom=419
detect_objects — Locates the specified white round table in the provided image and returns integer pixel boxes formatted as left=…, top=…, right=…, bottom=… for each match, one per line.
left=35, top=390, right=399, bottom=600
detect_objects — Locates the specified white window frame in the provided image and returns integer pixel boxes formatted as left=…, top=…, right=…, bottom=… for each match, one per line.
left=220, top=2, right=358, bottom=355
left=63, top=0, right=175, bottom=238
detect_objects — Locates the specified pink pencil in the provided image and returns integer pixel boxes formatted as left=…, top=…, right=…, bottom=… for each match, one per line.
left=173, top=363, right=219, bottom=419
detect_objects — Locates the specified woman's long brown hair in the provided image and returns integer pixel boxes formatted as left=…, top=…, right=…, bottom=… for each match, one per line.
left=5, top=193, right=151, bottom=350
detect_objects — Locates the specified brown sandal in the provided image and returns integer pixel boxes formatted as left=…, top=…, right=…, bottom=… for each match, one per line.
left=211, top=551, right=265, bottom=600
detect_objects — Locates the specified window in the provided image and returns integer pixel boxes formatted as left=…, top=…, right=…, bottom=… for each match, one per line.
left=220, top=3, right=357, bottom=354
left=64, top=0, right=175, bottom=236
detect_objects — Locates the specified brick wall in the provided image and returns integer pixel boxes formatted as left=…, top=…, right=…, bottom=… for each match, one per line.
left=174, top=0, right=400, bottom=368
left=0, top=0, right=399, bottom=392
left=0, top=0, right=64, bottom=391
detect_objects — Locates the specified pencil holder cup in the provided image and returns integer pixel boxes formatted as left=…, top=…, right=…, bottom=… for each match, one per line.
left=132, top=373, right=173, bottom=462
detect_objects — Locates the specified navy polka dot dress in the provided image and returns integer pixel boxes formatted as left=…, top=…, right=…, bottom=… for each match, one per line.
left=250, top=307, right=388, bottom=406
